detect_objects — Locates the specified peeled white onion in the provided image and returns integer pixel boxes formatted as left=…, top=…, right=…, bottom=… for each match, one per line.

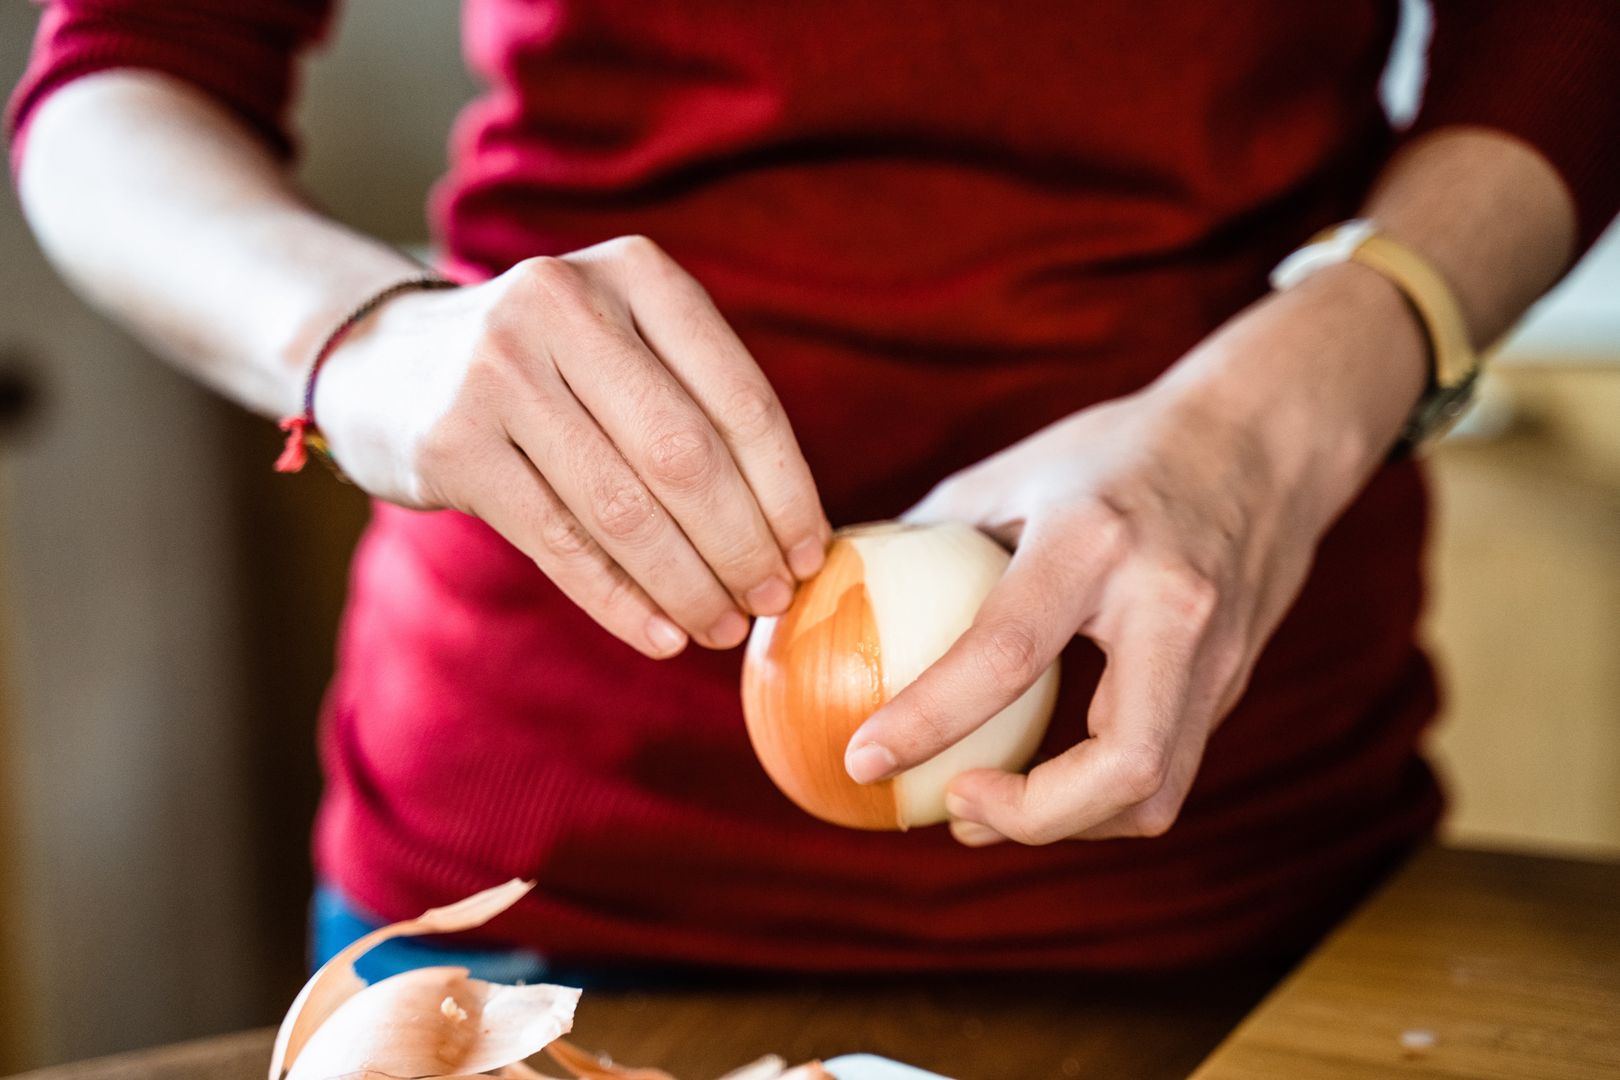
left=741, top=521, right=1059, bottom=830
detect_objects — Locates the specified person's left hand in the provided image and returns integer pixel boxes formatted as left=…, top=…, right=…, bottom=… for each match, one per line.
left=839, top=262, right=1428, bottom=846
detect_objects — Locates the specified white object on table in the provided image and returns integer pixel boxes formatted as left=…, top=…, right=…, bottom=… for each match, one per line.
left=824, top=1054, right=953, bottom=1080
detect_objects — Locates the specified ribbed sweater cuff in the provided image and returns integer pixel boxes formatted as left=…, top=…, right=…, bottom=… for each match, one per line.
left=7, top=1, right=335, bottom=181
left=1407, top=0, right=1620, bottom=255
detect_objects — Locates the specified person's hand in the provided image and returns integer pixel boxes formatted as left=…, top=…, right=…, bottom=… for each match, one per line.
left=841, top=263, right=1429, bottom=845
left=313, top=236, right=832, bottom=659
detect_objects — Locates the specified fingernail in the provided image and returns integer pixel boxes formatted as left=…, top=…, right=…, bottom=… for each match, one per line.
left=950, top=819, right=1006, bottom=848
left=745, top=576, right=794, bottom=616
left=707, top=610, right=750, bottom=649
left=845, top=742, right=897, bottom=784
left=646, top=616, right=687, bottom=658
left=945, top=791, right=975, bottom=821
left=788, top=539, right=826, bottom=580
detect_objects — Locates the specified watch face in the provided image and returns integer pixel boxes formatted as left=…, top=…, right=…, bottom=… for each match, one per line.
left=1401, top=369, right=1481, bottom=452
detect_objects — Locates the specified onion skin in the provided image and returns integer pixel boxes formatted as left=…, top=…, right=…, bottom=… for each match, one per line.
left=742, top=521, right=1058, bottom=830
left=272, top=878, right=831, bottom=1080
left=742, top=538, right=901, bottom=829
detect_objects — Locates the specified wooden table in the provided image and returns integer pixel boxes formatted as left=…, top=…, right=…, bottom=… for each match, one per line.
left=1191, top=847, right=1620, bottom=1080
left=7, top=848, right=1617, bottom=1080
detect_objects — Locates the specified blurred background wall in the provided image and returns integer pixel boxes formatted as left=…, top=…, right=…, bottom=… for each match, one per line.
left=0, top=2, right=473, bottom=1070
left=0, top=0, right=1616, bottom=1072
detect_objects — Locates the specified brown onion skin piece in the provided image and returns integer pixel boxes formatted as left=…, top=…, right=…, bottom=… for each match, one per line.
left=742, top=536, right=902, bottom=830
left=544, top=1038, right=678, bottom=1079
left=271, top=880, right=538, bottom=1080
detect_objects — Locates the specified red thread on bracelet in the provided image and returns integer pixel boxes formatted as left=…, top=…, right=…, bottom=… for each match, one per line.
left=276, top=275, right=459, bottom=474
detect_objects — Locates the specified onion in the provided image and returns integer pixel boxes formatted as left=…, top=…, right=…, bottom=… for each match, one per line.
left=742, top=521, right=1059, bottom=830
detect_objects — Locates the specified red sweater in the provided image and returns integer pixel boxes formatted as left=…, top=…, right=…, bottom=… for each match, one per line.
left=12, top=2, right=1620, bottom=973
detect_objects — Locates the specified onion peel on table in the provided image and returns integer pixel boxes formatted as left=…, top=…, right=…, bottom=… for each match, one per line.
left=271, top=880, right=834, bottom=1080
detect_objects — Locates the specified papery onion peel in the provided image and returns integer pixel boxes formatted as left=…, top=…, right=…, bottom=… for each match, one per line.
left=272, top=880, right=833, bottom=1080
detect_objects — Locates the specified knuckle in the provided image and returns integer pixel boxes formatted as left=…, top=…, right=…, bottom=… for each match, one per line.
left=505, top=257, right=593, bottom=324
left=976, top=620, right=1042, bottom=690
left=1115, top=742, right=1170, bottom=803
left=1131, top=799, right=1182, bottom=838
left=722, top=383, right=783, bottom=444
left=1084, top=500, right=1131, bottom=556
left=614, top=233, right=664, bottom=263
left=537, top=510, right=596, bottom=562
left=923, top=472, right=964, bottom=506
left=1161, top=562, right=1220, bottom=626
left=592, top=479, right=657, bottom=543
left=644, top=421, right=721, bottom=491
left=912, top=469, right=973, bottom=520
left=611, top=234, right=684, bottom=286
left=517, top=254, right=583, bottom=294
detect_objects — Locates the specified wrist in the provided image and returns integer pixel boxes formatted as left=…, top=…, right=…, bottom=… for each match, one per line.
left=1153, top=261, right=1428, bottom=527
left=294, top=277, right=465, bottom=496
left=274, top=254, right=431, bottom=414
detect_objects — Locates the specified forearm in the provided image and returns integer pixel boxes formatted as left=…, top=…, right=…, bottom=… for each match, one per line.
left=1364, top=127, right=1575, bottom=347
left=873, top=136, right=1584, bottom=842
left=17, top=70, right=422, bottom=418
left=1158, top=126, right=1578, bottom=524
left=18, top=69, right=836, bottom=656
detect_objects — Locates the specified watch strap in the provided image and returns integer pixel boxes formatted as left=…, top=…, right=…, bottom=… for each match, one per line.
left=1343, top=231, right=1477, bottom=388
left=1270, top=219, right=1482, bottom=449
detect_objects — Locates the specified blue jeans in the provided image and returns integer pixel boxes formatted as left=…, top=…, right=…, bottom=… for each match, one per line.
left=310, top=883, right=551, bottom=984
left=310, top=883, right=713, bottom=989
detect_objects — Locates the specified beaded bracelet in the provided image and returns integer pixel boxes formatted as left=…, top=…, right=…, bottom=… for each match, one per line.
left=275, top=275, right=460, bottom=475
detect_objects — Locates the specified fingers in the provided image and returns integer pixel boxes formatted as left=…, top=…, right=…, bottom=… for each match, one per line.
left=842, top=515, right=1116, bottom=783
left=547, top=312, right=797, bottom=619
left=944, top=567, right=1207, bottom=844
left=466, top=445, right=688, bottom=660
left=419, top=240, right=827, bottom=655
left=948, top=688, right=1212, bottom=847
left=596, top=236, right=832, bottom=579
left=499, top=360, right=752, bottom=650
left=1066, top=725, right=1211, bottom=840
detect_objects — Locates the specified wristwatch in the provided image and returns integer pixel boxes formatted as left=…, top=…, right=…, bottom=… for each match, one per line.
left=1270, top=218, right=1482, bottom=454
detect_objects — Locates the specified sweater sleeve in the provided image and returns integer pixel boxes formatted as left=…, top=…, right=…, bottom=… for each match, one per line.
left=1406, top=0, right=1620, bottom=256
left=6, top=0, right=337, bottom=172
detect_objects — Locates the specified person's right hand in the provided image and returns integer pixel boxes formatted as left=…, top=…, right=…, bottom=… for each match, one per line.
left=313, top=236, right=832, bottom=659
